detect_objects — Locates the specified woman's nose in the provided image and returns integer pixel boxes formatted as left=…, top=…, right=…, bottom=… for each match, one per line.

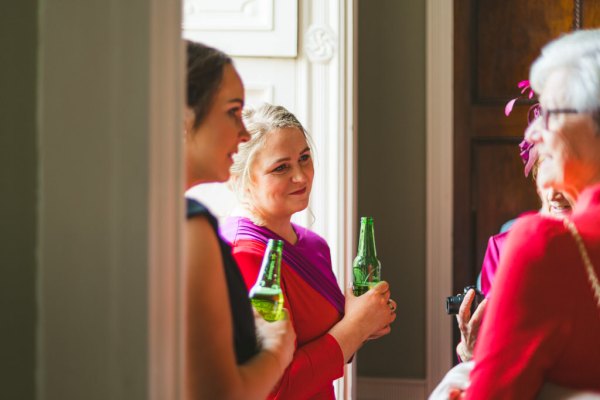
left=525, top=127, right=543, bottom=144
left=524, top=119, right=543, bottom=144
left=291, top=167, right=307, bottom=183
left=238, top=125, right=250, bottom=143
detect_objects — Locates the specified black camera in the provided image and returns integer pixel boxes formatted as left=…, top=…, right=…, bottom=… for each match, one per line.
left=446, top=285, right=485, bottom=315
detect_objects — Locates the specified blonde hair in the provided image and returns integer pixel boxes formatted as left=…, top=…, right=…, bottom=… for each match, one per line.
left=229, top=104, right=314, bottom=221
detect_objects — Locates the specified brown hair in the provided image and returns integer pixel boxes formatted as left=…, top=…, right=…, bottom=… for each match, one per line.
left=186, top=41, right=232, bottom=129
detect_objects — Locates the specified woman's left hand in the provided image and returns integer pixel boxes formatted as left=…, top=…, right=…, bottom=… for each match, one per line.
left=345, top=281, right=397, bottom=339
left=456, top=289, right=488, bottom=361
left=367, top=298, right=396, bottom=340
left=328, top=281, right=397, bottom=362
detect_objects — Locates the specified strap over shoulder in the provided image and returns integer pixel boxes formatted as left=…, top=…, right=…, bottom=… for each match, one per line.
left=563, top=218, right=600, bottom=311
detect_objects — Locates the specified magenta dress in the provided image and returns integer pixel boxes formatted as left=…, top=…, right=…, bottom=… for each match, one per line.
left=479, top=231, right=509, bottom=297
left=221, top=217, right=346, bottom=399
left=479, top=211, right=538, bottom=296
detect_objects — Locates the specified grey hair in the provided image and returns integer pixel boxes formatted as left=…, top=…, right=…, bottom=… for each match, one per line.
left=530, top=29, right=600, bottom=127
left=229, top=103, right=314, bottom=207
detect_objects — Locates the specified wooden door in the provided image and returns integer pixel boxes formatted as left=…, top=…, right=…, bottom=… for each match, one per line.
left=453, top=0, right=600, bottom=347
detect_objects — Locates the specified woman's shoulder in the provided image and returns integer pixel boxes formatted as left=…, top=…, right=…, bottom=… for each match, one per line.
left=510, top=213, right=567, bottom=240
left=502, top=214, right=574, bottom=277
left=186, top=197, right=208, bottom=216
left=489, top=230, right=509, bottom=247
left=220, top=216, right=243, bottom=243
left=293, top=224, right=330, bottom=250
left=186, top=198, right=218, bottom=229
left=221, top=216, right=267, bottom=254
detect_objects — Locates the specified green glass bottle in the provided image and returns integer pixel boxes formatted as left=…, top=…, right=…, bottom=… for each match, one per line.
left=249, top=239, right=284, bottom=322
left=353, top=217, right=381, bottom=296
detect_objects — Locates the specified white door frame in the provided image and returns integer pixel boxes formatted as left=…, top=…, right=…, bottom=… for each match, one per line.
left=149, top=0, right=358, bottom=398
left=426, top=0, right=454, bottom=394
left=296, top=0, right=357, bottom=397
left=148, top=0, right=185, bottom=398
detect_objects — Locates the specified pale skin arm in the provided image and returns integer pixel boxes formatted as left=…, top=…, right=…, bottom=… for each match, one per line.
left=455, top=289, right=488, bottom=362
left=328, top=281, right=397, bottom=362
left=185, top=217, right=296, bottom=400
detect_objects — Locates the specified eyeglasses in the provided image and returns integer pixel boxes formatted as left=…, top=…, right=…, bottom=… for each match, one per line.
left=539, top=108, right=580, bottom=130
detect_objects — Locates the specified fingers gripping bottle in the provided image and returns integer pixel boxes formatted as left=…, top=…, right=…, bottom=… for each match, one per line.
left=352, top=217, right=381, bottom=296
left=249, top=239, right=285, bottom=321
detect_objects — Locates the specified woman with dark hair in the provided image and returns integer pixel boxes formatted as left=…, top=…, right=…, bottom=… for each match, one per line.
left=183, top=41, right=295, bottom=400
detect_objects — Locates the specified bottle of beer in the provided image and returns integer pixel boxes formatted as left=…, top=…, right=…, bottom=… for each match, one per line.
left=353, top=217, right=381, bottom=296
left=249, top=239, right=284, bottom=321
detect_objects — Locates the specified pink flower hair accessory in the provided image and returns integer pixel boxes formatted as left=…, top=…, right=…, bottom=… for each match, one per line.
left=519, top=139, right=538, bottom=177
left=505, top=80, right=541, bottom=177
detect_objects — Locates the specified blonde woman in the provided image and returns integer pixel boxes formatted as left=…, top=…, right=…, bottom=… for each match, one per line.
left=222, top=104, right=397, bottom=399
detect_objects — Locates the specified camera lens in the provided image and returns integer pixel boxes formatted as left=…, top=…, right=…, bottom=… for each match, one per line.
left=446, top=294, right=464, bottom=314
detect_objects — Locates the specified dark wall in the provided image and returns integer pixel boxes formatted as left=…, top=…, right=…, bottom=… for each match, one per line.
left=0, top=1, right=38, bottom=398
left=357, top=0, right=426, bottom=379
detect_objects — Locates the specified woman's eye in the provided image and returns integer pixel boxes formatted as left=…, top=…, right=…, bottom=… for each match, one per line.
left=299, top=154, right=311, bottom=162
left=227, top=108, right=244, bottom=126
left=228, top=108, right=243, bottom=121
left=272, top=164, right=288, bottom=173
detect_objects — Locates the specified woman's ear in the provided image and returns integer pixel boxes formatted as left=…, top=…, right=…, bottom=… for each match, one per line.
left=183, top=108, right=196, bottom=137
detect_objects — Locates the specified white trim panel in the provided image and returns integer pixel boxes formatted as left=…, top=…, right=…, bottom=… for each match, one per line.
left=298, top=0, right=355, bottom=397
left=184, top=0, right=274, bottom=31
left=357, top=378, right=427, bottom=400
left=426, top=0, right=454, bottom=394
left=183, top=0, right=298, bottom=57
left=148, top=0, right=184, bottom=398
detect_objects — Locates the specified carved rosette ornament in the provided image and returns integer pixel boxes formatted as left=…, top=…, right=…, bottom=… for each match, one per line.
left=304, top=25, right=336, bottom=63
left=183, top=0, right=199, bottom=18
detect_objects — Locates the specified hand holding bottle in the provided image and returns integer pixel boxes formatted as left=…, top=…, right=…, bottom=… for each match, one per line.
left=328, top=281, right=396, bottom=362
left=345, top=281, right=397, bottom=340
left=250, top=239, right=285, bottom=322
left=367, top=295, right=398, bottom=340
left=254, top=308, right=296, bottom=372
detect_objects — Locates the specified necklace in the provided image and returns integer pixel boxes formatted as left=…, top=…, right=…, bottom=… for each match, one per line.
left=563, top=218, right=600, bottom=310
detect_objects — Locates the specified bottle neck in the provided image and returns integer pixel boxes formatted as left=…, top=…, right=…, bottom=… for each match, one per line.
left=258, top=240, right=283, bottom=287
left=357, top=218, right=377, bottom=258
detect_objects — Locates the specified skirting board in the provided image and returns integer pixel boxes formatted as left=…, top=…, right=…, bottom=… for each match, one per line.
left=357, top=377, right=427, bottom=400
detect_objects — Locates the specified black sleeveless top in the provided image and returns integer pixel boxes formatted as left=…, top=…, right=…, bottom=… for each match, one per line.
left=186, top=198, right=259, bottom=364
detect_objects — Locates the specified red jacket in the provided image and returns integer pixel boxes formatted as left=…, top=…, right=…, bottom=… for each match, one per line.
left=467, top=183, right=600, bottom=399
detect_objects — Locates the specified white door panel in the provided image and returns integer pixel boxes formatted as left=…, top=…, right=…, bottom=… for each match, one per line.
left=234, top=58, right=296, bottom=110
left=183, top=0, right=297, bottom=57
